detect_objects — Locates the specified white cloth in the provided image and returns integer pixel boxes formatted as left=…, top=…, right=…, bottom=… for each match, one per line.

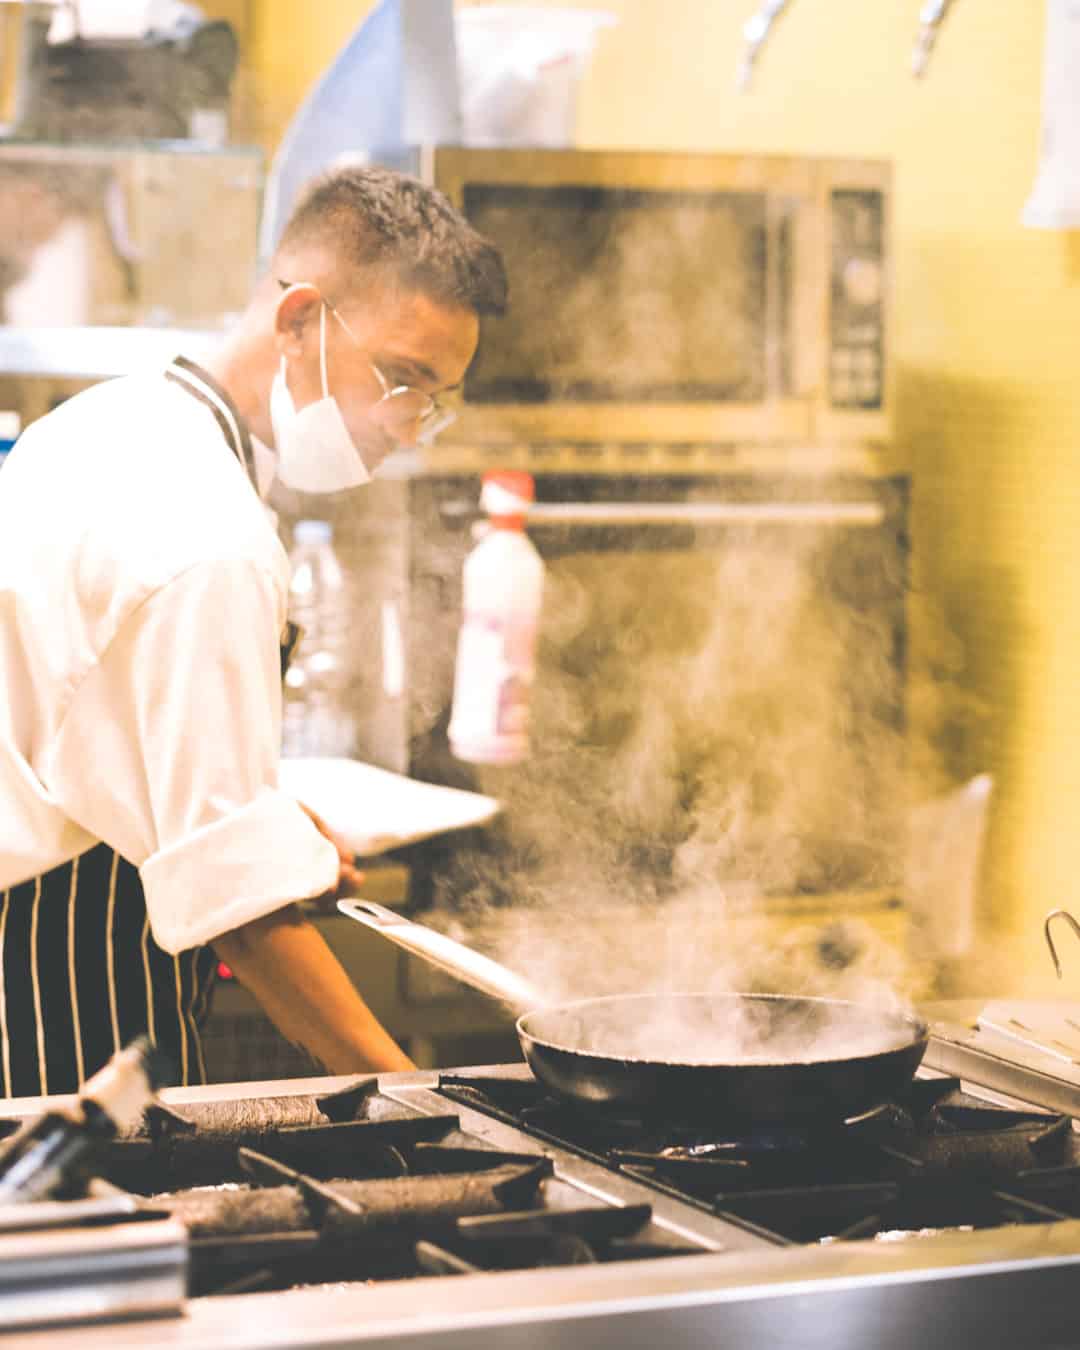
left=0, top=369, right=339, bottom=953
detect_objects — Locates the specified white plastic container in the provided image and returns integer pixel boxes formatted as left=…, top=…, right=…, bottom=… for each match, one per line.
left=455, top=6, right=616, bottom=148
left=449, top=471, right=545, bottom=765
left=282, top=520, right=354, bottom=759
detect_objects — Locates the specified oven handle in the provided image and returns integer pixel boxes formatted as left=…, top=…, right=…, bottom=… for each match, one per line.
left=520, top=501, right=885, bottom=528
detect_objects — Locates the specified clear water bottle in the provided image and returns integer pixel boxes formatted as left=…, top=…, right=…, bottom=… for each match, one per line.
left=282, top=520, right=354, bottom=758
left=449, top=471, right=545, bottom=765
left=0, top=1037, right=166, bottom=1204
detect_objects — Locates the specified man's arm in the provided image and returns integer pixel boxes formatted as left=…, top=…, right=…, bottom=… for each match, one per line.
left=47, top=556, right=414, bottom=1070
left=213, top=905, right=415, bottom=1074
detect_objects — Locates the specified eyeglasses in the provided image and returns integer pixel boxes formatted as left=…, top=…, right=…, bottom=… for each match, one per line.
left=277, top=280, right=457, bottom=444
left=364, top=352, right=457, bottom=444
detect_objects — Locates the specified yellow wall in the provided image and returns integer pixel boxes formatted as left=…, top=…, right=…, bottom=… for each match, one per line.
left=244, top=1, right=1080, bottom=995
left=245, top=1, right=378, bottom=148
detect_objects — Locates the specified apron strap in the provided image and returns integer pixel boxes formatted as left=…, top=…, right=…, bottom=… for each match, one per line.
left=165, top=356, right=298, bottom=673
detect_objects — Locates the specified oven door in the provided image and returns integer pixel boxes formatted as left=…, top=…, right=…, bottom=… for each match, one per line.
left=420, top=147, right=889, bottom=448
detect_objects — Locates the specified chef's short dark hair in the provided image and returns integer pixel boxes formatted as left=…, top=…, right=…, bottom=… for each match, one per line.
left=278, top=164, right=509, bottom=318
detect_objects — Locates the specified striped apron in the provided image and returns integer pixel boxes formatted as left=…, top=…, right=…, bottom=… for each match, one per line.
left=0, top=357, right=288, bottom=1098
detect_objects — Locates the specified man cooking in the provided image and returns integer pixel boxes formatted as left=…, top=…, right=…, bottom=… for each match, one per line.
left=0, top=166, right=509, bottom=1096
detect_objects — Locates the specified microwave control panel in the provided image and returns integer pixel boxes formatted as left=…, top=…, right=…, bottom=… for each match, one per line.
left=828, top=190, right=886, bottom=411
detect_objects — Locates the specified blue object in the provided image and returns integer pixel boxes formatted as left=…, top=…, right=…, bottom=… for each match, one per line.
left=0, top=416, right=20, bottom=472
left=259, top=0, right=461, bottom=260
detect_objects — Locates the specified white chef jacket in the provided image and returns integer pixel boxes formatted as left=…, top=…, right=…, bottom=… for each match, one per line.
left=0, top=361, right=338, bottom=954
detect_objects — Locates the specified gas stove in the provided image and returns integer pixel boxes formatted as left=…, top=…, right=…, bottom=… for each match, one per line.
left=7, top=1003, right=1080, bottom=1349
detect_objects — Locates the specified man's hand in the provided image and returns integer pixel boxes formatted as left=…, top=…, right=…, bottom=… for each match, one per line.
left=298, top=801, right=365, bottom=894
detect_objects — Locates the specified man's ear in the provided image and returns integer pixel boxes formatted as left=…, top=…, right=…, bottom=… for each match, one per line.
left=273, top=283, right=322, bottom=360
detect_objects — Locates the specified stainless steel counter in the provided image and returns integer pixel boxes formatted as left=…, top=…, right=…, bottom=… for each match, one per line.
left=6, top=1061, right=1080, bottom=1350
left=13, top=1224, right=1080, bottom=1350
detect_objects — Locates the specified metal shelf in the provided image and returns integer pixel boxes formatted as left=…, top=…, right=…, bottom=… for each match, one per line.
left=0, top=325, right=223, bottom=379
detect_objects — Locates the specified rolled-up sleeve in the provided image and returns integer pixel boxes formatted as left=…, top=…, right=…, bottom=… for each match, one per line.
left=45, top=557, right=339, bottom=953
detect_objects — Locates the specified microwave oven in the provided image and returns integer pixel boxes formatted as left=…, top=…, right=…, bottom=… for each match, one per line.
left=383, top=146, right=891, bottom=455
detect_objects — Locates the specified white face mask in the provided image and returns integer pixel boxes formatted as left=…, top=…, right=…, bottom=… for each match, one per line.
left=269, top=302, right=372, bottom=494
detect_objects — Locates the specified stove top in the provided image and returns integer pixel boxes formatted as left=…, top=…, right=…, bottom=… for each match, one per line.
left=435, top=1068, right=1080, bottom=1245
left=8, top=1013, right=1080, bottom=1349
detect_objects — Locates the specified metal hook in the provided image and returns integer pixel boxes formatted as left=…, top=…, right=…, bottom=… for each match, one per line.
left=737, top=0, right=794, bottom=92
left=1044, top=909, right=1080, bottom=979
left=913, top=0, right=960, bottom=78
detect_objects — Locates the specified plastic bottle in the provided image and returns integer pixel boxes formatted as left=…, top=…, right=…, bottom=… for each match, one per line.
left=282, top=520, right=354, bottom=758
left=449, top=470, right=545, bottom=765
left=0, top=1037, right=166, bottom=1204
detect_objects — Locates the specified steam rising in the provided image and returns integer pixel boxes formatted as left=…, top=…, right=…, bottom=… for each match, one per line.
left=425, top=504, right=941, bottom=1051
left=519, top=994, right=920, bottom=1066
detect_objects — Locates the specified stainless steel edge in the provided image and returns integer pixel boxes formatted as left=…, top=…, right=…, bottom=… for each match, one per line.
left=0, top=1193, right=137, bottom=1233
left=0, top=1217, right=188, bottom=1332
left=13, top=1219, right=1080, bottom=1349
left=924, top=1028, right=1080, bottom=1117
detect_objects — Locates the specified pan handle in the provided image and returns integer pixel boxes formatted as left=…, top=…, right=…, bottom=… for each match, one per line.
left=337, top=900, right=543, bottom=1016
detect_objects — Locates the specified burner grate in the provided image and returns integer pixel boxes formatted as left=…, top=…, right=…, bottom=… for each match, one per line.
left=436, top=1072, right=1080, bottom=1245
left=413, top=1201, right=694, bottom=1277
left=110, top=1083, right=683, bottom=1297
left=105, top=1088, right=466, bottom=1193
left=167, top=1143, right=558, bottom=1296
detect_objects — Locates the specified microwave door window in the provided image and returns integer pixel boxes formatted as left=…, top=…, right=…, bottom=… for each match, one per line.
left=463, top=185, right=768, bottom=404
